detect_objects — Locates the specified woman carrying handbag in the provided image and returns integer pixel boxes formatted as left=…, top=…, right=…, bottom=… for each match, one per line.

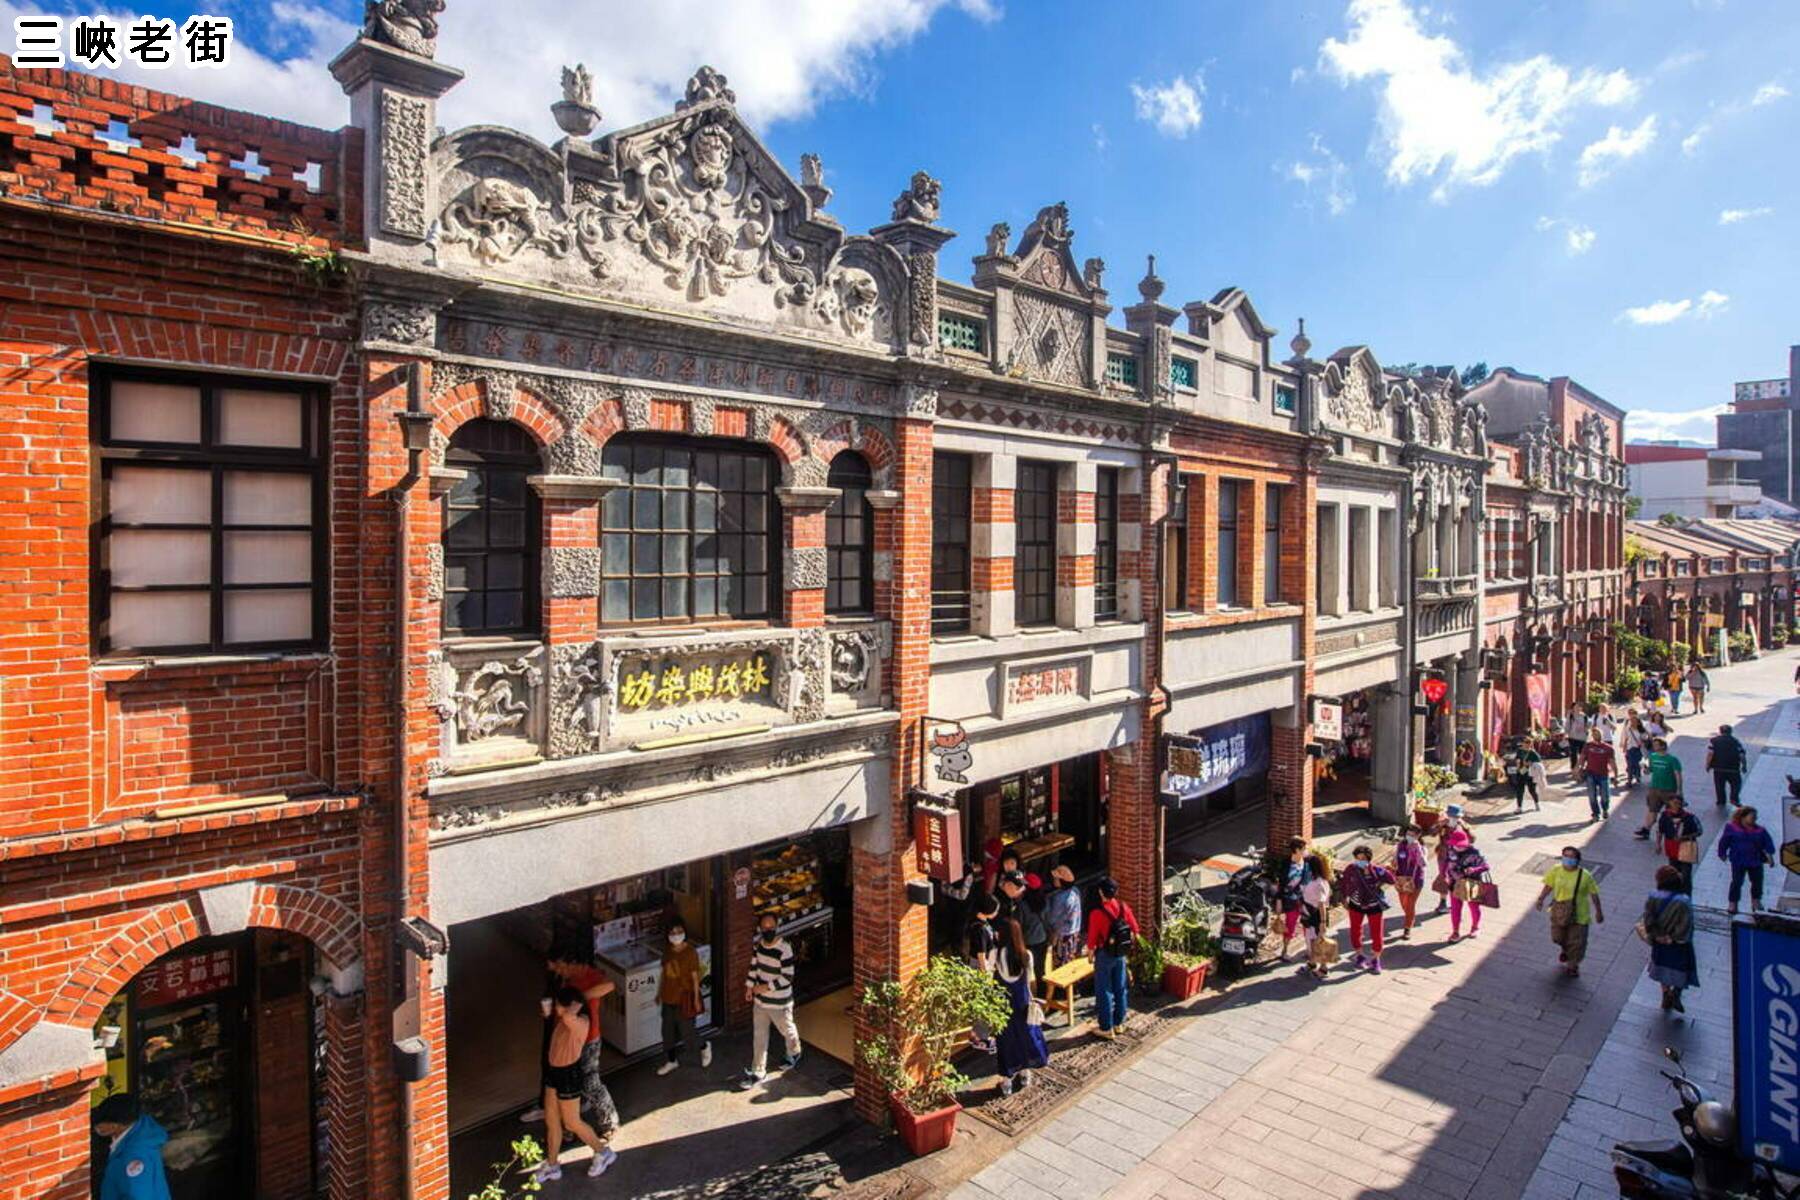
left=1535, top=846, right=1604, bottom=976
left=1656, top=795, right=1703, bottom=891
left=1444, top=830, right=1492, bottom=942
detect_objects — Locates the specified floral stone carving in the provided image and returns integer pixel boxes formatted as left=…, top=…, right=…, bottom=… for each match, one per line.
left=549, top=641, right=608, bottom=758
left=452, top=655, right=542, bottom=742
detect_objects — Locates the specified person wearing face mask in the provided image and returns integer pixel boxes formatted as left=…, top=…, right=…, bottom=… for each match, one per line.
left=1392, top=825, right=1427, bottom=941
left=656, top=918, right=708, bottom=1075
left=1431, top=805, right=1470, bottom=915
left=1339, top=844, right=1396, bottom=973
left=1534, top=846, right=1604, bottom=976
left=738, top=913, right=801, bottom=1090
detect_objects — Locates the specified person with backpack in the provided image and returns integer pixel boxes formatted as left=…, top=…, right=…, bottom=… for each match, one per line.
left=1706, top=723, right=1747, bottom=810
left=1299, top=853, right=1336, bottom=980
left=1643, top=865, right=1699, bottom=1013
left=1083, top=877, right=1139, bottom=1039
left=1503, top=738, right=1542, bottom=814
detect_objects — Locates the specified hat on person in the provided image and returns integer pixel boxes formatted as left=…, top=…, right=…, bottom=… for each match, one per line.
left=1445, top=803, right=1464, bottom=818
left=1024, top=872, right=1043, bottom=890
left=1447, top=829, right=1472, bottom=851
left=1050, top=864, right=1074, bottom=884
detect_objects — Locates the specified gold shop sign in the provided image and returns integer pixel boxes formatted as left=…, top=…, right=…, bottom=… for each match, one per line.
left=617, top=652, right=774, bottom=710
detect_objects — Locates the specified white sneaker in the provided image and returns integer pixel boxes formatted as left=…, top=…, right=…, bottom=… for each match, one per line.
left=998, top=1077, right=1014, bottom=1097
left=587, top=1147, right=617, bottom=1178
left=518, top=1105, right=545, bottom=1123
left=532, top=1162, right=562, bottom=1182
left=701, top=1042, right=712, bottom=1068
left=656, top=1061, right=678, bottom=1076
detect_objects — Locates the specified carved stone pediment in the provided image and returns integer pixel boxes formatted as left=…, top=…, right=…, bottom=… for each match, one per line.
left=1010, top=202, right=1100, bottom=301
left=431, top=69, right=907, bottom=349
left=1321, top=348, right=1390, bottom=437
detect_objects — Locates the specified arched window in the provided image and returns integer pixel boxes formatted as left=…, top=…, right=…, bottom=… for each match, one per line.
left=600, top=434, right=776, bottom=625
left=443, top=419, right=541, bottom=637
left=825, top=451, right=874, bottom=614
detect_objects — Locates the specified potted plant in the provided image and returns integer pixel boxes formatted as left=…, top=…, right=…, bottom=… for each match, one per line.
left=1410, top=762, right=1457, bottom=830
left=1158, top=892, right=1218, bottom=999
left=855, top=955, right=1011, bottom=1156
left=1127, top=933, right=1165, bottom=997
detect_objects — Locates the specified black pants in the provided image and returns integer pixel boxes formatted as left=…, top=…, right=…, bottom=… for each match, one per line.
left=1729, top=864, right=1765, bottom=907
left=1668, top=857, right=1695, bottom=890
left=1510, top=775, right=1539, bottom=809
left=1028, top=939, right=1049, bottom=989
left=1567, top=739, right=1586, bottom=771
left=1714, top=770, right=1743, bottom=809
left=661, top=1003, right=697, bottom=1065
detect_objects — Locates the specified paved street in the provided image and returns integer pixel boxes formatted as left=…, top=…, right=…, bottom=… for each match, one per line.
left=949, top=648, right=1799, bottom=1200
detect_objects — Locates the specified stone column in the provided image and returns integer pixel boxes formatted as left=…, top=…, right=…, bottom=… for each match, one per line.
left=1369, top=684, right=1411, bottom=823
left=1056, top=460, right=1097, bottom=628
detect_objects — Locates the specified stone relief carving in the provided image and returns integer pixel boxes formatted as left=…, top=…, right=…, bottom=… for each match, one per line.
left=549, top=641, right=608, bottom=758
left=1083, top=257, right=1105, bottom=290
left=451, top=655, right=542, bottom=742
left=554, top=64, right=602, bottom=138
left=1324, top=360, right=1382, bottom=434
left=677, top=65, right=736, bottom=111
left=984, top=222, right=1011, bottom=257
left=440, top=178, right=574, bottom=267
left=380, top=91, right=430, bottom=238
left=423, top=543, right=445, bottom=602
left=799, top=153, right=831, bottom=208
left=829, top=627, right=880, bottom=693
left=1011, top=290, right=1090, bottom=386
left=786, top=546, right=828, bottom=590
left=546, top=546, right=600, bottom=599
left=904, top=383, right=940, bottom=419
left=906, top=251, right=936, bottom=347
left=890, top=170, right=942, bottom=223
left=362, top=0, right=443, bottom=57
left=363, top=300, right=435, bottom=346
left=425, top=649, right=455, bottom=722
left=790, top=629, right=827, bottom=724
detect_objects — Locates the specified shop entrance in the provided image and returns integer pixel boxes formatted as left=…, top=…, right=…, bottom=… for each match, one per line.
left=1314, top=689, right=1376, bottom=809
left=89, top=930, right=317, bottom=1200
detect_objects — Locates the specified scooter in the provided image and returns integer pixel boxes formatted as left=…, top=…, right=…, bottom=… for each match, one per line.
left=1215, top=864, right=1274, bottom=979
left=1612, top=1047, right=1797, bottom=1198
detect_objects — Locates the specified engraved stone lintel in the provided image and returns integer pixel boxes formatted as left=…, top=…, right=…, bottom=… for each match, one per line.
left=428, top=466, right=468, bottom=499
left=529, top=474, right=619, bottom=502
left=774, top=485, right=841, bottom=513
left=863, top=489, right=902, bottom=511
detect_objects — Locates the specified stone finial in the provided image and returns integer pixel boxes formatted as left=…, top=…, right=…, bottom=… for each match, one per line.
left=984, top=222, right=1011, bottom=257
left=1290, top=316, right=1311, bottom=359
left=891, top=170, right=942, bottom=223
left=1083, top=257, right=1106, bottom=290
left=800, top=153, right=832, bottom=208
left=361, top=0, right=445, bottom=57
left=676, top=66, right=736, bottom=111
left=1028, top=201, right=1072, bottom=249
left=1138, top=254, right=1165, bottom=303
left=552, top=63, right=601, bottom=137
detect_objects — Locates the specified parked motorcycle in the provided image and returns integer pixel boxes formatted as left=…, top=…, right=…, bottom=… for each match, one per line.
left=1612, top=1047, right=1797, bottom=1198
left=1215, top=864, right=1274, bottom=979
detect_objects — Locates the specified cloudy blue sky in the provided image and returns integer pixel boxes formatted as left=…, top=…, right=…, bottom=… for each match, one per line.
left=11, top=0, right=1794, bottom=440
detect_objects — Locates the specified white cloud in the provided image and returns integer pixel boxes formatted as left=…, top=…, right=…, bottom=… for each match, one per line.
left=1092, top=123, right=1109, bottom=154
left=1752, top=82, right=1790, bottom=107
left=1535, top=215, right=1595, bottom=254
left=1576, top=115, right=1658, bottom=187
left=0, top=0, right=998, bottom=140
left=1131, top=74, right=1205, bottom=138
left=1625, top=404, right=1727, bottom=443
left=1619, top=289, right=1729, bottom=326
left=1681, top=124, right=1709, bottom=155
left=1318, top=0, right=1639, bottom=199
left=1719, top=206, right=1773, bottom=225
left=1284, top=133, right=1355, bottom=215
left=1680, top=79, right=1790, bottom=157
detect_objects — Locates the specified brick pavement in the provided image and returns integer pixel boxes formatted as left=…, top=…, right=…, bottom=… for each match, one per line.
left=946, top=648, right=1800, bottom=1200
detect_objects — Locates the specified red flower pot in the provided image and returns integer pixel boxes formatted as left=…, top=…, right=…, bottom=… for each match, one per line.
left=1162, top=959, right=1209, bottom=1000
left=890, top=1097, right=961, bottom=1156
left=1414, top=808, right=1442, bottom=833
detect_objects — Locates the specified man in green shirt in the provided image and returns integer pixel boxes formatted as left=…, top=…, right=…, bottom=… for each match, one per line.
left=1636, top=737, right=1683, bottom=840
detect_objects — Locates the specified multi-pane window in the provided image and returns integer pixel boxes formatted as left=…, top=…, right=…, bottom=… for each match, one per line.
left=825, top=451, right=873, bottom=614
left=1265, top=484, right=1287, bottom=606
left=1095, top=469, right=1120, bottom=621
left=931, top=452, right=972, bottom=634
left=443, top=421, right=541, bottom=637
left=1166, top=477, right=1190, bottom=612
left=600, top=436, right=774, bottom=625
left=938, top=312, right=986, bottom=354
left=1105, top=353, right=1139, bottom=387
left=1016, top=462, right=1058, bottom=626
left=94, top=370, right=322, bottom=655
left=1216, top=480, right=1241, bottom=608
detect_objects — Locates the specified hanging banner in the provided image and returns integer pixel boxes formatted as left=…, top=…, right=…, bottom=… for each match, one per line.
left=1733, top=917, right=1800, bottom=1173
left=1486, top=689, right=1512, bottom=753
left=1524, top=672, right=1552, bottom=727
left=912, top=802, right=965, bottom=882
left=1160, top=714, right=1270, bottom=808
left=920, top=717, right=973, bottom=797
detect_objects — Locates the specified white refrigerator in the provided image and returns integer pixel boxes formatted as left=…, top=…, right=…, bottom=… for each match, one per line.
left=595, top=939, right=711, bottom=1056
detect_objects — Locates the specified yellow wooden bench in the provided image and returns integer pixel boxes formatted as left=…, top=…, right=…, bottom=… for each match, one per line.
left=1041, top=956, right=1094, bottom=1026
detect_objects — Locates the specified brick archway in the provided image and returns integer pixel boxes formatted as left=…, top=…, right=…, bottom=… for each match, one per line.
left=433, top=377, right=564, bottom=451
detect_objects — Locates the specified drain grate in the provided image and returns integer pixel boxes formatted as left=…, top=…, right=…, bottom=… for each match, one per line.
left=1518, top=853, right=1613, bottom=882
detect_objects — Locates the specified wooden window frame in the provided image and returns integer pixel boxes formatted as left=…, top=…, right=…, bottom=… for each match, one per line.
left=1015, top=461, right=1058, bottom=627
left=825, top=451, right=874, bottom=616
left=931, top=452, right=973, bottom=635
left=1094, top=468, right=1121, bottom=621
left=441, top=419, right=542, bottom=639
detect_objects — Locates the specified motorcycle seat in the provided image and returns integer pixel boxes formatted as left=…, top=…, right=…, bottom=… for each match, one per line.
left=1616, top=1140, right=1693, bottom=1171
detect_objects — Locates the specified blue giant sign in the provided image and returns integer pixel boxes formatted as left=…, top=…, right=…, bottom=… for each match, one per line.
left=1732, top=916, right=1800, bottom=1173
left=1159, top=714, right=1270, bottom=808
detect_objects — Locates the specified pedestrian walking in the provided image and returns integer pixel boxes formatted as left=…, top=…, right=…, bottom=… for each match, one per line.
left=1657, top=795, right=1704, bottom=890
left=738, top=912, right=802, bottom=1090
left=1706, top=723, right=1747, bottom=810
left=1043, top=864, right=1084, bottom=968
left=1340, top=844, right=1396, bottom=973
left=533, top=986, right=618, bottom=1182
left=1640, top=671, right=1663, bottom=713
left=1504, top=738, right=1542, bottom=814
left=1015, top=872, right=1051, bottom=989
left=992, top=918, right=1049, bottom=1095
left=92, top=1095, right=172, bottom=1200
left=1300, top=853, right=1337, bottom=980
left=1636, top=736, right=1684, bottom=842
left=1444, top=830, right=1491, bottom=942
left=1579, top=734, right=1616, bottom=822
left=1565, top=704, right=1590, bottom=772
left=547, top=948, right=620, bottom=1142
left=1393, top=824, right=1428, bottom=940
left=1643, top=865, right=1699, bottom=1013
left=1276, top=837, right=1309, bottom=958
left=656, top=918, right=708, bottom=1075
left=1793, top=660, right=1800, bottom=695
left=1534, top=846, right=1604, bottom=976
left=1432, top=806, right=1471, bottom=914
left=1718, top=805, right=1776, bottom=916
left=1621, top=712, right=1647, bottom=787
left=1686, top=663, right=1710, bottom=714
left=1084, top=876, right=1139, bottom=1039
left=1644, top=709, right=1671, bottom=747
left=1666, top=667, right=1684, bottom=715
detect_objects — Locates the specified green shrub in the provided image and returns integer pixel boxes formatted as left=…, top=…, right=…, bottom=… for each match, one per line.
left=1614, top=666, right=1644, bottom=699
left=1729, top=630, right=1757, bottom=661
left=856, top=956, right=1012, bottom=1114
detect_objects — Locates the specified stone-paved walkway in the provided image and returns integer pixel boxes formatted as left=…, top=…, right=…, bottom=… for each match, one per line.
left=945, top=648, right=1800, bottom=1200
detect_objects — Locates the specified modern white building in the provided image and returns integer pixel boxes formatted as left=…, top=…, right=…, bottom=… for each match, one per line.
left=1625, top=443, right=1761, bottom=519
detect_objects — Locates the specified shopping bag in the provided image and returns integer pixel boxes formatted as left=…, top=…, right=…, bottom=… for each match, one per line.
left=1476, top=882, right=1502, bottom=909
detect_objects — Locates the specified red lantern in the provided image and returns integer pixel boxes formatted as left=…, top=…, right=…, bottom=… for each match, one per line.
left=1419, top=677, right=1449, bottom=706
